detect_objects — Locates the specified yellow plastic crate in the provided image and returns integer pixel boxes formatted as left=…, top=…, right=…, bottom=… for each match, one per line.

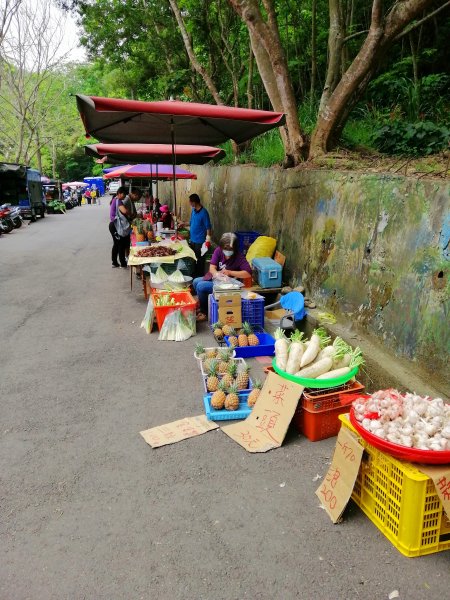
left=339, top=414, right=450, bottom=557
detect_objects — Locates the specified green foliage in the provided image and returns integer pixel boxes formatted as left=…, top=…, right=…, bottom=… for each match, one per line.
left=372, top=121, right=450, bottom=156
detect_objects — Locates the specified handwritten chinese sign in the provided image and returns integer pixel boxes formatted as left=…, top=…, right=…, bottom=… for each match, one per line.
left=419, top=465, right=450, bottom=521
left=316, top=426, right=364, bottom=523
left=222, top=372, right=304, bottom=453
left=140, top=415, right=219, bottom=448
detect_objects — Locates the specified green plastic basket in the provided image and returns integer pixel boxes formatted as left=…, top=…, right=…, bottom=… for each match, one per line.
left=272, top=358, right=359, bottom=389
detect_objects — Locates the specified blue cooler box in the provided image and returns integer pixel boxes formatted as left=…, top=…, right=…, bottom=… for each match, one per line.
left=252, top=257, right=282, bottom=288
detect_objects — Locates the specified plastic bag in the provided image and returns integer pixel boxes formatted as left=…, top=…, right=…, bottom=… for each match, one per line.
left=158, top=309, right=196, bottom=342
left=140, top=297, right=155, bottom=334
left=246, top=236, right=277, bottom=265
left=212, top=273, right=244, bottom=291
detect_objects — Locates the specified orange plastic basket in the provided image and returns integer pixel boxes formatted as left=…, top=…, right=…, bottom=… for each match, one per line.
left=152, top=291, right=196, bottom=330
left=294, top=381, right=365, bottom=441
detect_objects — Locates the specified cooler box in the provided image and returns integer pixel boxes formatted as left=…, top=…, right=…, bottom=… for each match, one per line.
left=252, top=257, right=282, bottom=288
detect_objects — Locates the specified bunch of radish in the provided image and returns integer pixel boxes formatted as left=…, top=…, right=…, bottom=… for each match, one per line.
left=353, top=389, right=450, bottom=451
left=274, top=328, right=364, bottom=380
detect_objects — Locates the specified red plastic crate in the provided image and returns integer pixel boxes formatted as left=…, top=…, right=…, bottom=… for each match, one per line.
left=152, top=291, right=196, bottom=330
left=294, top=380, right=365, bottom=441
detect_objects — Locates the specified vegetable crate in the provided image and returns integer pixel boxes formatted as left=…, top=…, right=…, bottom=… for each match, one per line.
left=152, top=291, right=196, bottom=330
left=210, top=295, right=265, bottom=328
left=234, top=230, right=260, bottom=255
left=340, top=414, right=450, bottom=557
left=203, top=391, right=252, bottom=421
left=294, top=381, right=365, bottom=441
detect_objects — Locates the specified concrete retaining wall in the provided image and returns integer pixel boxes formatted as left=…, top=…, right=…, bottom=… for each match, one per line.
left=163, top=166, right=449, bottom=388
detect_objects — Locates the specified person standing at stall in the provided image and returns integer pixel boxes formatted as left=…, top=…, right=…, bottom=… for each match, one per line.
left=189, top=193, right=211, bottom=278
left=109, top=187, right=128, bottom=268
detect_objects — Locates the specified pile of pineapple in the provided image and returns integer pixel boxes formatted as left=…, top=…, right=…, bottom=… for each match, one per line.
left=212, top=321, right=260, bottom=347
left=195, top=344, right=262, bottom=411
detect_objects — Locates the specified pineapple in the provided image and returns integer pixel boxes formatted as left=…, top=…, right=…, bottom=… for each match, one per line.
left=238, top=329, right=248, bottom=347
left=236, top=364, right=250, bottom=390
left=206, top=347, right=218, bottom=360
left=228, top=328, right=239, bottom=347
left=206, top=360, right=219, bottom=392
left=217, top=349, right=232, bottom=374
left=247, top=380, right=262, bottom=407
left=243, top=321, right=259, bottom=346
left=221, top=361, right=237, bottom=388
left=210, top=380, right=227, bottom=410
left=222, top=324, right=233, bottom=336
left=212, top=321, right=224, bottom=339
left=194, top=343, right=206, bottom=361
left=225, top=383, right=240, bottom=411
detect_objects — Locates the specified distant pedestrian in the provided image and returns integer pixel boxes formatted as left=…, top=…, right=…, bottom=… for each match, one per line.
left=85, top=188, right=91, bottom=205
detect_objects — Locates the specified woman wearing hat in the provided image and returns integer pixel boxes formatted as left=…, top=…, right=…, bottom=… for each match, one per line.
left=160, top=204, right=173, bottom=229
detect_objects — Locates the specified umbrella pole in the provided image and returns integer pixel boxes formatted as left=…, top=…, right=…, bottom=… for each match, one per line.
left=171, top=118, right=178, bottom=235
left=156, top=164, right=159, bottom=198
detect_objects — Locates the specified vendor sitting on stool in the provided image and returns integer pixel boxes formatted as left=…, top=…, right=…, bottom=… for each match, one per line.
left=193, top=232, right=252, bottom=322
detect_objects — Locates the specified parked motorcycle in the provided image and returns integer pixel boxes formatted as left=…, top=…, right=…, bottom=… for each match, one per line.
left=0, top=204, right=23, bottom=228
left=0, top=206, right=15, bottom=233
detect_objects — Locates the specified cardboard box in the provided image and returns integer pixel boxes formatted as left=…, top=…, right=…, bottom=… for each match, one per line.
left=218, top=293, right=242, bottom=328
left=222, top=371, right=304, bottom=452
left=265, top=308, right=287, bottom=321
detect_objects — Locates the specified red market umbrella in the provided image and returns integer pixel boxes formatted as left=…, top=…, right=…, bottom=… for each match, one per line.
left=85, top=143, right=225, bottom=165
left=103, top=163, right=197, bottom=180
left=76, top=95, right=286, bottom=146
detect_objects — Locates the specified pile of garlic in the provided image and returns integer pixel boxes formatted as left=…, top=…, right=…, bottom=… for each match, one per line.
left=353, top=389, right=450, bottom=451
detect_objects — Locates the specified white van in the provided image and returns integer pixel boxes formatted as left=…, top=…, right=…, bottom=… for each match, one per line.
left=108, top=180, right=120, bottom=195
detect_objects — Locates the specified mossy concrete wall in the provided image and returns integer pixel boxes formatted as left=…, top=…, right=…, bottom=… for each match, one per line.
left=164, top=167, right=449, bottom=387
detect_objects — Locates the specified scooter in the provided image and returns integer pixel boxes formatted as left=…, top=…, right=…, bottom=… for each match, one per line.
left=0, top=206, right=15, bottom=233
left=0, top=204, right=22, bottom=228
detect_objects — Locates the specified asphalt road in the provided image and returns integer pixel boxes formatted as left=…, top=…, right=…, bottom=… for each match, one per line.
left=1, top=202, right=449, bottom=600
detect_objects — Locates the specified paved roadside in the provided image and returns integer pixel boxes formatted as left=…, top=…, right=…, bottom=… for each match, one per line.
left=0, top=202, right=448, bottom=600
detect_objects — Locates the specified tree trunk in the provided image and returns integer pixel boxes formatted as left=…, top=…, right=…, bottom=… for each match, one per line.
left=168, top=0, right=223, bottom=105
left=229, top=0, right=308, bottom=165
left=310, top=0, right=317, bottom=107
left=319, top=0, right=345, bottom=114
left=310, top=0, right=437, bottom=158
left=247, top=40, right=254, bottom=109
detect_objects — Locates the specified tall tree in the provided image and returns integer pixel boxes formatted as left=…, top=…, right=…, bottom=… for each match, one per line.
left=0, top=0, right=70, bottom=166
left=228, top=0, right=308, bottom=165
left=310, top=0, right=445, bottom=157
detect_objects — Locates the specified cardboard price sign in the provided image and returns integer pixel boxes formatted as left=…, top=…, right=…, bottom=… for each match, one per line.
left=418, top=465, right=450, bottom=521
left=140, top=415, right=218, bottom=448
left=222, top=371, right=304, bottom=453
left=316, top=426, right=364, bottom=523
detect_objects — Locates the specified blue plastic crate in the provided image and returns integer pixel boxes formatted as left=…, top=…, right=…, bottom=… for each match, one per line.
left=203, top=391, right=252, bottom=421
left=235, top=231, right=260, bottom=255
left=210, top=295, right=265, bottom=328
left=224, top=332, right=275, bottom=357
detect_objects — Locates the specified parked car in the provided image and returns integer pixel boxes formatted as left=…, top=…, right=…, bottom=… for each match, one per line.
left=108, top=180, right=120, bottom=195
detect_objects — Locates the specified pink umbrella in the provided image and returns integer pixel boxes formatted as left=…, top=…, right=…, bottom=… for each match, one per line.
left=103, top=164, right=197, bottom=180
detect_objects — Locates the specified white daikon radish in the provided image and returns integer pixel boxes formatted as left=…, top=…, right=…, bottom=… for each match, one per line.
left=285, top=331, right=305, bottom=374
left=274, top=328, right=289, bottom=371
left=299, top=328, right=330, bottom=367
left=295, top=357, right=333, bottom=379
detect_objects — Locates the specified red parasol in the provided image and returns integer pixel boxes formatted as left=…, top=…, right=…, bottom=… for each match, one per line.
left=85, top=143, right=225, bottom=165
left=76, top=95, right=286, bottom=146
